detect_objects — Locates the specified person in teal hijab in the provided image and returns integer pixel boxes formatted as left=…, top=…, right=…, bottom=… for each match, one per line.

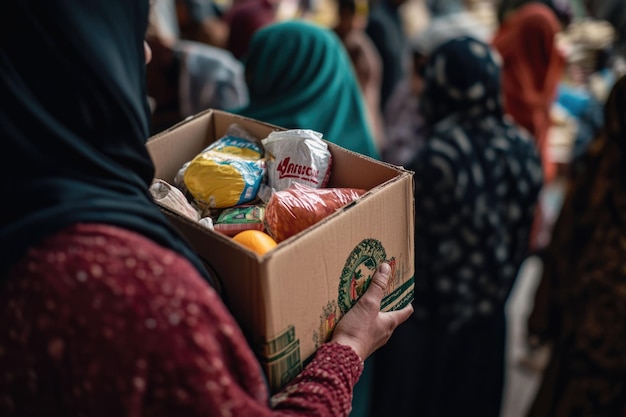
left=232, top=20, right=380, bottom=159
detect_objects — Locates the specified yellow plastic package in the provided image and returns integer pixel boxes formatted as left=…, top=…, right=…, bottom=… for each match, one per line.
left=179, top=125, right=266, bottom=209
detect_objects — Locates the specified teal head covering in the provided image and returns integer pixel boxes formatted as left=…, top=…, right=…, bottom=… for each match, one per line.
left=0, top=0, right=213, bottom=286
left=233, top=20, right=379, bottom=159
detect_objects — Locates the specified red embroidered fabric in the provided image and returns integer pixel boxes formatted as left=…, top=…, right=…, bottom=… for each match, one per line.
left=0, top=224, right=363, bottom=416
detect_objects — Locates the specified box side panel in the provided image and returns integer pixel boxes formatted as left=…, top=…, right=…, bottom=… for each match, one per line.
left=256, top=174, right=414, bottom=393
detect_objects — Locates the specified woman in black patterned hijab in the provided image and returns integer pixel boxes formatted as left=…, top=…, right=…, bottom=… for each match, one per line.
left=373, top=36, right=543, bottom=417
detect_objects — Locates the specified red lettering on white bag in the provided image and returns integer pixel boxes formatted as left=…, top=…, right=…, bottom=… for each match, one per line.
left=276, top=157, right=320, bottom=185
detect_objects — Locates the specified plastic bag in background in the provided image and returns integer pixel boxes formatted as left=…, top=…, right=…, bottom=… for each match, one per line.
left=178, top=124, right=266, bottom=209
left=263, top=130, right=332, bottom=193
left=150, top=179, right=200, bottom=221
left=264, top=183, right=366, bottom=243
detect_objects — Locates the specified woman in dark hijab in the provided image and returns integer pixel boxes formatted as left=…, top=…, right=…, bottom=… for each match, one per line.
left=0, top=1, right=411, bottom=415
left=526, top=75, right=626, bottom=417
left=373, top=37, right=543, bottom=417
left=0, top=1, right=210, bottom=283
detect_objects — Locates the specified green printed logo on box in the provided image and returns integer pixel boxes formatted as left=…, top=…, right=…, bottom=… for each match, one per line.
left=338, top=238, right=389, bottom=314
left=313, top=239, right=414, bottom=349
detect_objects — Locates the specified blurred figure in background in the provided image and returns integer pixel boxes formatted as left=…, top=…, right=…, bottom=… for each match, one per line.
left=373, top=36, right=543, bottom=417
left=223, top=0, right=276, bottom=60
left=417, top=0, right=492, bottom=53
left=145, top=0, right=230, bottom=49
left=233, top=20, right=379, bottom=159
left=365, top=0, right=409, bottom=112
left=497, top=0, right=571, bottom=25
left=176, top=0, right=229, bottom=48
left=492, top=0, right=566, bottom=183
left=381, top=0, right=492, bottom=167
left=425, top=0, right=465, bottom=17
left=525, top=74, right=626, bottom=417
left=333, top=0, right=386, bottom=152
left=147, top=0, right=248, bottom=132
left=380, top=44, right=428, bottom=166
left=584, top=0, right=626, bottom=67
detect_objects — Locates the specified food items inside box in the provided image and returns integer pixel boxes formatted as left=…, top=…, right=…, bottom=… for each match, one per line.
left=264, top=183, right=366, bottom=243
left=178, top=124, right=266, bottom=209
left=231, top=230, right=277, bottom=255
left=213, top=205, right=266, bottom=236
left=150, top=179, right=200, bottom=221
left=262, top=129, right=332, bottom=192
left=152, top=124, right=366, bottom=254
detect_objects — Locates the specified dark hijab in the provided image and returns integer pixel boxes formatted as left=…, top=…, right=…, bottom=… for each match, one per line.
left=526, top=75, right=626, bottom=417
left=0, top=0, right=212, bottom=284
left=411, top=37, right=543, bottom=326
left=420, top=36, right=504, bottom=126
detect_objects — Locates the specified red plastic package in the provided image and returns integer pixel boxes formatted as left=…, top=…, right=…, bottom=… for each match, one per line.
left=264, top=183, right=366, bottom=243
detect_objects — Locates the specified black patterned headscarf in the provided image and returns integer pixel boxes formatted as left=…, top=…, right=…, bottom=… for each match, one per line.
left=420, top=36, right=504, bottom=127
left=0, top=0, right=213, bottom=285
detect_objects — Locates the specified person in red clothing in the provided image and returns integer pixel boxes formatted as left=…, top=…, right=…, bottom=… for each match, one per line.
left=492, top=1, right=566, bottom=183
left=0, top=1, right=413, bottom=416
left=223, top=0, right=276, bottom=60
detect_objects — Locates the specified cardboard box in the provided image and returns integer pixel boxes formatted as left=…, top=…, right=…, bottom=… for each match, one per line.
left=146, top=110, right=415, bottom=393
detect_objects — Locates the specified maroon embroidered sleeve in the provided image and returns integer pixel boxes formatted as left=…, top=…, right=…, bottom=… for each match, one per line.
left=0, top=224, right=362, bottom=417
left=272, top=343, right=363, bottom=416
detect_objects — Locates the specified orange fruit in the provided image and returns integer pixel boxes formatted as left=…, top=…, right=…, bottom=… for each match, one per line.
left=232, top=230, right=277, bottom=255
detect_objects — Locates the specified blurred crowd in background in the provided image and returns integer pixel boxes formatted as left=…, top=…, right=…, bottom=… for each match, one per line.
left=146, top=0, right=626, bottom=216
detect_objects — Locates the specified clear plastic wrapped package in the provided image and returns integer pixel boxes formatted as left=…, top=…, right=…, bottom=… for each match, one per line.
left=177, top=124, right=266, bottom=209
left=264, top=183, right=366, bottom=243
